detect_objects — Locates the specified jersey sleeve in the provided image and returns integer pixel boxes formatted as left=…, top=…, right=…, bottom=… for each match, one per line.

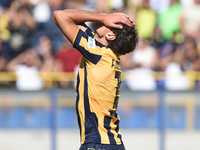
left=72, top=28, right=103, bottom=65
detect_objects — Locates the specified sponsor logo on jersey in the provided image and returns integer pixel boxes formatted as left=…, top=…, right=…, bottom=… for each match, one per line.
left=88, top=36, right=95, bottom=49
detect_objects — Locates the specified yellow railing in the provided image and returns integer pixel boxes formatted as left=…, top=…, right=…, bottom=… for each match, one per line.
left=0, top=71, right=199, bottom=90
left=0, top=71, right=199, bottom=81
left=0, top=72, right=76, bottom=82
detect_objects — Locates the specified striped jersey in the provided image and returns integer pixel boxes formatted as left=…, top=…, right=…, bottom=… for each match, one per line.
left=73, top=27, right=122, bottom=145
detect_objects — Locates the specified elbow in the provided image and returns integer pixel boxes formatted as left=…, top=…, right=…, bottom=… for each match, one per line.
left=52, top=10, right=60, bottom=21
left=53, top=10, right=69, bottom=23
left=53, top=10, right=60, bottom=16
left=52, top=10, right=62, bottom=25
left=53, top=10, right=72, bottom=26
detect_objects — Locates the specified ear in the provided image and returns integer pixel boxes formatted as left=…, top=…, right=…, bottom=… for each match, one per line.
left=105, top=32, right=116, bottom=41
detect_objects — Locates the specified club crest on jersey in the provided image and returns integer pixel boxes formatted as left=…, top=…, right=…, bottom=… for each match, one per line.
left=88, top=36, right=95, bottom=49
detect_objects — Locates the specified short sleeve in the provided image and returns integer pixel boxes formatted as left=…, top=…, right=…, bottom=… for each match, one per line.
left=72, top=28, right=103, bottom=65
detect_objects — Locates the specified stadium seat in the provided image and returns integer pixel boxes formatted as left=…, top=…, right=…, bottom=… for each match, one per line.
left=0, top=109, right=3, bottom=127
left=119, top=107, right=146, bottom=128
left=27, top=108, right=50, bottom=128
left=5, top=108, right=27, bottom=128
left=57, top=107, right=78, bottom=128
left=195, top=106, right=200, bottom=129
left=166, top=106, right=186, bottom=129
left=144, top=108, right=159, bottom=128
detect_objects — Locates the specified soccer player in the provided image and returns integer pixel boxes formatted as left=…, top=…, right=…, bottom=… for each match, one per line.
left=53, top=9, right=138, bottom=150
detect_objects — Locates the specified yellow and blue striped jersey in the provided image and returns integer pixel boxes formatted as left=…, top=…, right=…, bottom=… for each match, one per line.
left=73, top=27, right=122, bottom=145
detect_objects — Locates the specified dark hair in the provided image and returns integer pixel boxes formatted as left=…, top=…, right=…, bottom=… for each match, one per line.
left=108, top=24, right=139, bottom=55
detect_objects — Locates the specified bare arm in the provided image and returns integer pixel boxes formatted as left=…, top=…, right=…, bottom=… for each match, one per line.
left=6, top=53, right=26, bottom=72
left=52, top=9, right=134, bottom=43
left=6, top=49, right=42, bottom=72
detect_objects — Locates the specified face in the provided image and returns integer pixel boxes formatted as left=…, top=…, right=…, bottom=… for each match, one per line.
left=38, top=36, right=52, bottom=56
left=94, top=23, right=112, bottom=38
left=0, top=57, right=6, bottom=71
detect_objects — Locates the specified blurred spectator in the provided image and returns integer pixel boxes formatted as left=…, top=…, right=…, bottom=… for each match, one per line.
left=182, top=37, right=200, bottom=71
left=41, top=0, right=65, bottom=51
left=0, top=7, right=11, bottom=42
left=151, top=31, right=182, bottom=71
left=94, top=0, right=109, bottom=13
left=136, top=0, right=157, bottom=39
left=0, top=54, right=6, bottom=71
left=180, top=0, right=200, bottom=39
left=0, top=39, right=11, bottom=87
left=36, top=36, right=62, bottom=88
left=128, top=0, right=143, bottom=8
left=64, top=0, right=85, bottom=10
left=82, top=0, right=96, bottom=11
left=2, top=2, right=37, bottom=59
left=121, top=38, right=157, bottom=91
left=150, top=0, right=169, bottom=13
left=180, top=0, right=194, bottom=8
left=36, top=36, right=61, bottom=72
left=165, top=46, right=190, bottom=90
left=164, top=36, right=200, bottom=90
left=0, top=0, right=199, bottom=90
left=6, top=49, right=43, bottom=91
left=32, top=0, right=51, bottom=24
left=108, top=0, right=124, bottom=11
left=0, top=51, right=8, bottom=72
left=0, top=53, right=7, bottom=71
left=192, top=54, right=200, bottom=89
left=0, top=50, right=12, bottom=87
left=130, top=38, right=156, bottom=69
left=55, top=37, right=82, bottom=88
left=158, top=0, right=182, bottom=40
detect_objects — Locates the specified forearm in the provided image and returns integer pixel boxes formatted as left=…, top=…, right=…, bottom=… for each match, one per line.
left=53, top=9, right=105, bottom=42
left=6, top=53, right=26, bottom=72
left=63, top=9, right=105, bottom=24
left=53, top=9, right=104, bottom=25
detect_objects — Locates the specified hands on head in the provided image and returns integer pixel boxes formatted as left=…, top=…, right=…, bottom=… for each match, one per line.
left=53, top=9, right=135, bottom=43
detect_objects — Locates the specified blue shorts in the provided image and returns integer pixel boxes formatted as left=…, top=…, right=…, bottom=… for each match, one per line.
left=79, top=143, right=126, bottom=150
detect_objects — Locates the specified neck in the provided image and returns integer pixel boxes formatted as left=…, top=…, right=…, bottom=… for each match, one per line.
left=94, top=34, right=108, bottom=46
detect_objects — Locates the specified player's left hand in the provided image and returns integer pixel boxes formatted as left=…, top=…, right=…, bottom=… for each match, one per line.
left=102, top=13, right=135, bottom=29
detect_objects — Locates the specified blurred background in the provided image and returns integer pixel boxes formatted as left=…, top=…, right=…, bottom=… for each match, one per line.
left=0, top=0, right=200, bottom=150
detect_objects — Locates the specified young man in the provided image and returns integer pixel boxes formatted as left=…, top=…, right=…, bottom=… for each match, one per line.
left=53, top=9, right=138, bottom=150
